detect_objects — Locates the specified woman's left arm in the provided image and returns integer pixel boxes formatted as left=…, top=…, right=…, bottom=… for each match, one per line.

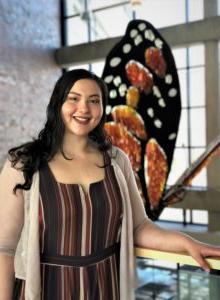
left=134, top=221, right=220, bottom=272
left=118, top=148, right=220, bottom=272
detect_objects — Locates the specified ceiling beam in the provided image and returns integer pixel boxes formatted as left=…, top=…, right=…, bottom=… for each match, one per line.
left=55, top=16, right=220, bottom=67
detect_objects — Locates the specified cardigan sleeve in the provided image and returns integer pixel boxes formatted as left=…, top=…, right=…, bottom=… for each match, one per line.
left=114, top=147, right=150, bottom=233
left=0, top=159, right=25, bottom=256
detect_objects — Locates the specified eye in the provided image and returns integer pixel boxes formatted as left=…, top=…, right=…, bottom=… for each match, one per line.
left=89, top=99, right=101, bottom=104
left=68, top=96, right=78, bottom=102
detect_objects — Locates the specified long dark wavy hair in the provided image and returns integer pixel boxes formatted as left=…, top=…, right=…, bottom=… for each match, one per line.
left=9, top=69, right=112, bottom=193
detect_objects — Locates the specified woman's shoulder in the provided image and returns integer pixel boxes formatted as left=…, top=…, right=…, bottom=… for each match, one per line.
left=108, top=146, right=131, bottom=168
left=0, top=157, right=25, bottom=182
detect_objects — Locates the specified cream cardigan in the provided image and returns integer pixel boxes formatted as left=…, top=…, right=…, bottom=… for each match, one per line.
left=0, top=147, right=149, bottom=300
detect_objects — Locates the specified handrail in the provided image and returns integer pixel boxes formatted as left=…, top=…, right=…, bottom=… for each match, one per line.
left=135, top=247, right=220, bottom=270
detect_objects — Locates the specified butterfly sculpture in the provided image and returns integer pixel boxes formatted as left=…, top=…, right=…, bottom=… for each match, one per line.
left=101, top=19, right=181, bottom=220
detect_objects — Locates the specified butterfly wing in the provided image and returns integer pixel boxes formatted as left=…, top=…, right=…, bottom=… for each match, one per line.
left=102, top=20, right=181, bottom=220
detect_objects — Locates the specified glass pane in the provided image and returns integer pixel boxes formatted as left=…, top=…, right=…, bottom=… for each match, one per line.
left=66, top=16, right=88, bottom=45
left=190, top=146, right=205, bottom=162
left=136, top=0, right=186, bottom=28
left=93, top=4, right=131, bottom=40
left=192, top=210, right=208, bottom=224
left=91, top=61, right=105, bottom=77
left=189, top=67, right=205, bottom=107
left=189, top=44, right=205, bottom=67
left=190, top=108, right=206, bottom=147
left=190, top=148, right=207, bottom=187
left=167, top=148, right=189, bottom=186
left=172, top=48, right=187, bottom=69
left=90, top=0, right=126, bottom=10
left=178, top=69, right=187, bottom=108
left=136, top=259, right=220, bottom=299
left=188, top=0, right=204, bottom=22
left=159, top=207, right=184, bottom=222
left=185, top=209, right=191, bottom=223
left=90, top=15, right=108, bottom=41
left=176, top=108, right=189, bottom=147
left=68, top=64, right=89, bottom=71
left=65, top=0, right=82, bottom=16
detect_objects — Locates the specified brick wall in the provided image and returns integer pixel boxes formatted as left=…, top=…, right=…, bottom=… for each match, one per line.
left=0, top=0, right=61, bottom=167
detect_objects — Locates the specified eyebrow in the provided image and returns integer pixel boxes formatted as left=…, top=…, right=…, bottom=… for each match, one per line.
left=68, top=91, right=101, bottom=98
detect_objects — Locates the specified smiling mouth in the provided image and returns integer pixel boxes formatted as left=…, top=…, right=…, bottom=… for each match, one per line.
left=72, top=116, right=91, bottom=124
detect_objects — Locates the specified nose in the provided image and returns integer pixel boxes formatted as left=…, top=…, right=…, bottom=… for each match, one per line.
left=78, top=99, right=89, bottom=113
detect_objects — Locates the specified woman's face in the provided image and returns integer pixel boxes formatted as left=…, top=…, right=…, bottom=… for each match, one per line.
left=61, top=79, right=104, bottom=137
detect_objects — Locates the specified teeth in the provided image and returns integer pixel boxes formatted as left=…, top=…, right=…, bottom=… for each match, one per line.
left=73, top=116, right=89, bottom=120
left=73, top=116, right=90, bottom=122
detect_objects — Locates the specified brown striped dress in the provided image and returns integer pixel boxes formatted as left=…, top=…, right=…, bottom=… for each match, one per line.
left=13, top=152, right=123, bottom=300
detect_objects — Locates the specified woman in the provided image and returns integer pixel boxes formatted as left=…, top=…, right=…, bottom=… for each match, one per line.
left=0, top=69, right=220, bottom=300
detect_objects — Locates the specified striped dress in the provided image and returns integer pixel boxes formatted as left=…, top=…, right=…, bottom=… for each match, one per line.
left=13, top=152, right=123, bottom=300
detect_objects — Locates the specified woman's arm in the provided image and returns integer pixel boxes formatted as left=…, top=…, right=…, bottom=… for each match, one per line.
left=0, top=254, right=14, bottom=300
left=117, top=148, right=220, bottom=272
left=117, top=151, right=220, bottom=271
left=134, top=221, right=220, bottom=272
left=0, top=159, right=25, bottom=299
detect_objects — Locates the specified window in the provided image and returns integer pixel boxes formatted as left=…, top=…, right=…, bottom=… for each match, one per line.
left=167, top=44, right=207, bottom=189
left=63, top=0, right=209, bottom=225
left=64, top=1, right=132, bottom=46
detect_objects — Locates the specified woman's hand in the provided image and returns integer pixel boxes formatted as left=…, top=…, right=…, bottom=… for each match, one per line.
left=185, top=239, right=220, bottom=272
left=135, top=220, right=220, bottom=272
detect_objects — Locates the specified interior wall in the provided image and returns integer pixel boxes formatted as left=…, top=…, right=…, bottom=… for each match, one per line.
left=0, top=0, right=61, bottom=167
